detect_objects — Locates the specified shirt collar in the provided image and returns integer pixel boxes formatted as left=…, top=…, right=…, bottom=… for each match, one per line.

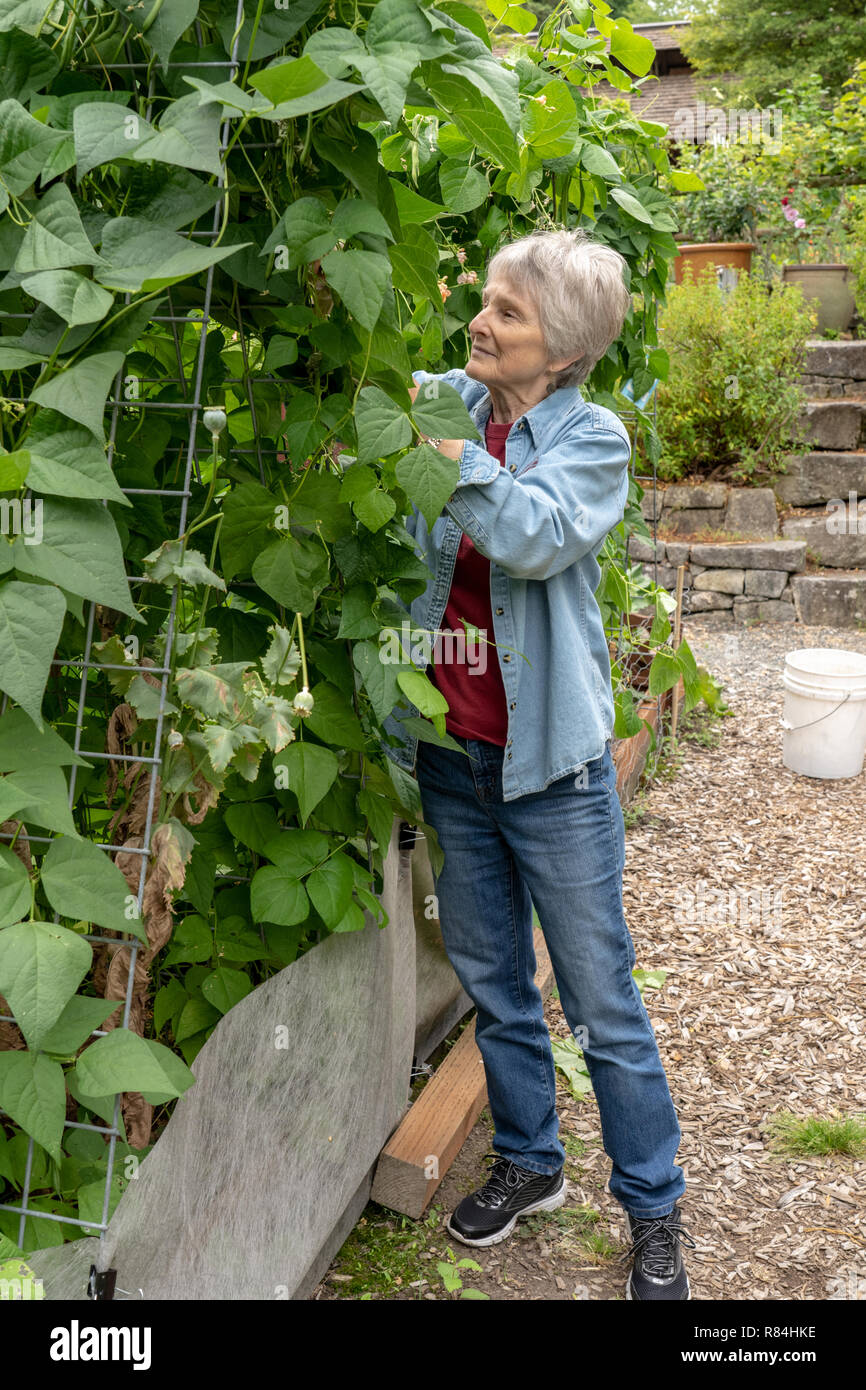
left=469, top=382, right=588, bottom=448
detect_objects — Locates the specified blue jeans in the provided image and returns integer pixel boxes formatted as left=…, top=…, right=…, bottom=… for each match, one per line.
left=415, top=732, right=686, bottom=1220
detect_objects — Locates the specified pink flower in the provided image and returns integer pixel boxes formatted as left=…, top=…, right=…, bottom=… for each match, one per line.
left=437, top=278, right=451, bottom=302
left=457, top=269, right=478, bottom=285
left=456, top=247, right=467, bottom=265
left=794, top=217, right=806, bottom=229
left=783, top=206, right=796, bottom=221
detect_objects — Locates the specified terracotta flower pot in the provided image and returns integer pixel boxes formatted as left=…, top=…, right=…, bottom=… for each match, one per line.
left=672, top=241, right=757, bottom=286
left=780, top=263, right=855, bottom=335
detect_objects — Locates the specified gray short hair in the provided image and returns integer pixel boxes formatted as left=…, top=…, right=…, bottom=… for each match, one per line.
left=486, top=228, right=632, bottom=390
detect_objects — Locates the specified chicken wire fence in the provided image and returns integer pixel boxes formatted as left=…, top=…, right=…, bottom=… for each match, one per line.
left=0, top=5, right=672, bottom=1296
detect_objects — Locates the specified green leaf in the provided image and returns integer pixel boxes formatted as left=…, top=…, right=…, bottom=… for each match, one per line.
left=252, top=535, right=329, bottom=617
left=438, top=158, right=489, bottom=214
left=132, top=95, right=222, bottom=177
left=306, top=852, right=354, bottom=928
left=219, top=480, right=276, bottom=582
left=29, top=352, right=123, bottom=441
left=0, top=1052, right=66, bottom=1161
left=143, top=537, right=225, bottom=590
left=41, top=835, right=147, bottom=943
left=337, top=584, right=379, bottom=640
left=74, top=1030, right=197, bottom=1101
left=0, top=27, right=59, bottom=102
left=216, top=0, right=321, bottom=60
left=0, top=580, right=65, bottom=728
left=331, top=198, right=394, bottom=243
left=424, top=74, right=520, bottom=173
left=12, top=497, right=137, bottom=618
left=387, top=223, right=441, bottom=303
left=352, top=45, right=420, bottom=127
left=38, top=995, right=121, bottom=1055
left=396, top=443, right=459, bottom=528
left=648, top=650, right=681, bottom=697
left=579, top=143, right=623, bottom=183
left=355, top=385, right=413, bottom=463
left=201, top=966, right=252, bottom=1015
left=353, top=639, right=403, bottom=722
left=224, top=801, right=280, bottom=856
left=261, top=828, right=330, bottom=875
left=388, top=180, right=447, bottom=224
left=331, top=901, right=366, bottom=933
left=0, top=845, right=30, bottom=929
left=357, top=785, right=395, bottom=853
left=20, top=269, right=113, bottom=327
left=273, top=743, right=339, bottom=825
left=249, top=56, right=361, bottom=119
left=305, top=682, right=367, bottom=751
left=73, top=102, right=155, bottom=180
left=522, top=80, right=580, bottom=158
left=250, top=864, right=310, bottom=927
left=0, top=97, right=67, bottom=196
left=162, top=914, right=212, bottom=968
left=153, top=978, right=186, bottom=1035
left=175, top=662, right=248, bottom=719
left=0, top=921, right=92, bottom=1051
left=13, top=184, right=101, bottom=272
left=174, top=996, right=220, bottom=1044
left=0, top=707, right=87, bottom=773
left=0, top=764, right=78, bottom=837
left=319, top=248, right=392, bottom=332
left=411, top=382, right=481, bottom=441
left=610, top=187, right=655, bottom=226
left=260, top=625, right=301, bottom=687
left=353, top=487, right=397, bottom=532
left=95, top=217, right=245, bottom=293
left=610, top=18, right=655, bottom=78
left=397, top=669, right=448, bottom=718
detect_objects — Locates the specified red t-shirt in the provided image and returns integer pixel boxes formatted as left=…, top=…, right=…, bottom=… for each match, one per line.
left=429, top=419, right=512, bottom=745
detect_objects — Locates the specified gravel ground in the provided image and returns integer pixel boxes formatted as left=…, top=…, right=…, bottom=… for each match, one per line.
left=313, top=616, right=866, bottom=1301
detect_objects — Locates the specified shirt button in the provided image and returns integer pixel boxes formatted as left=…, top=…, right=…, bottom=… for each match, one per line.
left=507, top=751, right=512, bottom=759
left=509, top=463, right=517, bottom=473
left=495, top=607, right=504, bottom=615
left=509, top=701, right=516, bottom=710
left=517, top=422, right=524, bottom=430
left=503, top=654, right=512, bottom=663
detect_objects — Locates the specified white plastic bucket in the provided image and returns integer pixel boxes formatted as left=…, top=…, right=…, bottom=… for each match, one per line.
left=780, top=647, right=866, bottom=779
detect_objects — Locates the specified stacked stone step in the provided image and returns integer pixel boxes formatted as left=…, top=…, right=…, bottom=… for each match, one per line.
left=628, top=341, right=866, bottom=627
left=775, top=340, right=866, bottom=626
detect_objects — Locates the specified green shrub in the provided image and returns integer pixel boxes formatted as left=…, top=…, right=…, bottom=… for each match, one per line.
left=655, top=266, right=818, bottom=482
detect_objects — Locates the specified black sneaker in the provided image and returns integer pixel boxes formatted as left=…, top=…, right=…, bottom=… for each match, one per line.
left=623, top=1202, right=696, bottom=1301
left=445, top=1151, right=567, bottom=1248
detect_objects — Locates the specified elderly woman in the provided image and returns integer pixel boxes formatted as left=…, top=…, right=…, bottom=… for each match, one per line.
left=384, top=228, right=694, bottom=1301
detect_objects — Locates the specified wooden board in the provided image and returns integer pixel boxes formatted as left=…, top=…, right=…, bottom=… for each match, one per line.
left=370, top=926, right=555, bottom=1218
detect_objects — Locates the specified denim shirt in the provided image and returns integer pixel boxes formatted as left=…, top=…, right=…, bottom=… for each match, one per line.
left=380, top=367, right=632, bottom=802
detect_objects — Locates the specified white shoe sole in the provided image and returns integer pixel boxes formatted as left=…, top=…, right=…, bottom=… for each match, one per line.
left=626, top=1271, right=691, bottom=1300
left=445, top=1178, right=568, bottom=1248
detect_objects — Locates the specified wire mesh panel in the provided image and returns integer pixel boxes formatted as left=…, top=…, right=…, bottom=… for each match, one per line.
left=0, top=2, right=678, bottom=1301
left=0, top=0, right=251, bottom=1294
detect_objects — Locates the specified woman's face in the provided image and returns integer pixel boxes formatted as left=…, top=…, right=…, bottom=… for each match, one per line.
left=465, top=274, right=572, bottom=399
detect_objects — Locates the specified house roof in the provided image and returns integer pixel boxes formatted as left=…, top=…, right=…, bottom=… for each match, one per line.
left=587, top=69, right=700, bottom=137
left=587, top=19, right=690, bottom=52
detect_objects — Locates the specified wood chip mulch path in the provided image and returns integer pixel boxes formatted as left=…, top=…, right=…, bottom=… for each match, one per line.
left=314, top=617, right=866, bottom=1300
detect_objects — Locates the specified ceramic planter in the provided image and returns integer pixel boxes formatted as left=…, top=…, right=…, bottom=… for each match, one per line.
left=780, top=264, right=855, bottom=335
